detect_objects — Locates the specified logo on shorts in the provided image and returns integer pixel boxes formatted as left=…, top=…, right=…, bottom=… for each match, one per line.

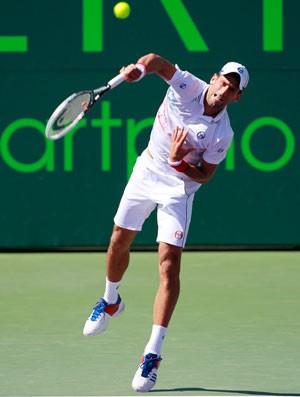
left=180, top=83, right=187, bottom=89
left=174, top=230, right=184, bottom=240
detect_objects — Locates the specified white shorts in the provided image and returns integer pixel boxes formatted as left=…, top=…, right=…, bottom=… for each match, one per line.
left=114, top=151, right=195, bottom=247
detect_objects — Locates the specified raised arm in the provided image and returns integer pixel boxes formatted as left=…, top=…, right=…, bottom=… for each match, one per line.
left=120, top=53, right=177, bottom=82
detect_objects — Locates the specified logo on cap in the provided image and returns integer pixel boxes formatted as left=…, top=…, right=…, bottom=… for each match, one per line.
left=237, top=67, right=244, bottom=74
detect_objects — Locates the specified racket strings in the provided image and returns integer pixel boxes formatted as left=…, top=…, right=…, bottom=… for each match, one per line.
left=46, top=92, right=92, bottom=138
left=59, top=94, right=90, bottom=125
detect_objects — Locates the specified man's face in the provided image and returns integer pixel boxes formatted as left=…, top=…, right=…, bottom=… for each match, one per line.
left=206, top=73, right=242, bottom=110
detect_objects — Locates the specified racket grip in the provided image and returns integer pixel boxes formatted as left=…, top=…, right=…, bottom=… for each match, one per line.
left=108, top=73, right=125, bottom=89
left=134, top=63, right=147, bottom=82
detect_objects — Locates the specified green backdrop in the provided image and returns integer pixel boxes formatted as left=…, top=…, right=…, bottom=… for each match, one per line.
left=0, top=0, right=298, bottom=249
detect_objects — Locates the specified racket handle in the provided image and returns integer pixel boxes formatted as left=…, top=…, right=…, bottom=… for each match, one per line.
left=134, top=63, right=147, bottom=82
left=108, top=73, right=125, bottom=89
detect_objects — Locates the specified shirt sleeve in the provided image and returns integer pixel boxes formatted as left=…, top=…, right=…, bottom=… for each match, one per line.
left=203, top=135, right=233, bottom=165
left=166, top=65, right=207, bottom=104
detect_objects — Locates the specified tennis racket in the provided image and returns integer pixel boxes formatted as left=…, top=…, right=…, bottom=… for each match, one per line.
left=45, top=73, right=126, bottom=140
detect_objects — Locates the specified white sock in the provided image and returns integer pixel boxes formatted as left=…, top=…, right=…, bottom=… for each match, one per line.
left=103, top=278, right=121, bottom=304
left=144, top=324, right=167, bottom=357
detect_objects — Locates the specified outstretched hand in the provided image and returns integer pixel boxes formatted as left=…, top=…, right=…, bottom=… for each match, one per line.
left=169, top=127, right=196, bottom=162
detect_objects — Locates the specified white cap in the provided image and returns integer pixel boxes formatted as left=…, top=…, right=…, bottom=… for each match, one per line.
left=219, top=62, right=249, bottom=90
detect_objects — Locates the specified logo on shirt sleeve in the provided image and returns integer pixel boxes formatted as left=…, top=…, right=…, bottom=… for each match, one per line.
left=197, top=131, right=206, bottom=139
left=179, top=83, right=187, bottom=89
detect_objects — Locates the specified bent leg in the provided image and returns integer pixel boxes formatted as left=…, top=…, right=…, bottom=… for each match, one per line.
left=106, top=224, right=137, bottom=282
left=83, top=224, right=136, bottom=336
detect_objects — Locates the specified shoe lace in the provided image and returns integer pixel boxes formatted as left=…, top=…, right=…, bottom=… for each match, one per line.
left=91, top=299, right=107, bottom=321
left=141, top=354, right=162, bottom=377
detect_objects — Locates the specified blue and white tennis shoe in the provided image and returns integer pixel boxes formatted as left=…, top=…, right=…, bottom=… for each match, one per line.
left=132, top=353, right=162, bottom=392
left=83, top=295, right=125, bottom=336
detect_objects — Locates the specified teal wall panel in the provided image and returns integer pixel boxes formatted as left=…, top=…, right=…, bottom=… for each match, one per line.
left=0, top=0, right=298, bottom=248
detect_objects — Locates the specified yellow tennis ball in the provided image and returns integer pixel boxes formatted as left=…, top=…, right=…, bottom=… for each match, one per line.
left=114, top=2, right=131, bottom=19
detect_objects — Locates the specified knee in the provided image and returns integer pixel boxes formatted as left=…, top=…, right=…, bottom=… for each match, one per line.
left=109, top=230, right=125, bottom=252
left=158, top=254, right=181, bottom=287
left=109, top=225, right=135, bottom=253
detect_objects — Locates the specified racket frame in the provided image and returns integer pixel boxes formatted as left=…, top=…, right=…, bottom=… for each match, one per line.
left=45, top=71, right=138, bottom=140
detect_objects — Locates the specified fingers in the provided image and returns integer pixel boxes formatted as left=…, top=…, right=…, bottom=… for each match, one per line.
left=120, top=64, right=143, bottom=82
left=172, top=126, right=188, bottom=143
left=170, top=127, right=196, bottom=160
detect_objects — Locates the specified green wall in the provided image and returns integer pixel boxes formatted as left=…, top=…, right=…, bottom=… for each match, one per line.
left=0, top=0, right=298, bottom=248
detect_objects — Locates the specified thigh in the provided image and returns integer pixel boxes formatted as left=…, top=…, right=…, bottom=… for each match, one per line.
left=114, top=157, right=157, bottom=231
left=114, top=192, right=156, bottom=231
left=156, top=193, right=195, bottom=248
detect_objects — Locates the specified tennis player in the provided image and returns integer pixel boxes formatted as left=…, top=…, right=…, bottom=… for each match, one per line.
left=83, top=53, right=249, bottom=392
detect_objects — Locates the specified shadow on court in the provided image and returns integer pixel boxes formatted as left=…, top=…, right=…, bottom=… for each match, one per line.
left=152, top=387, right=300, bottom=396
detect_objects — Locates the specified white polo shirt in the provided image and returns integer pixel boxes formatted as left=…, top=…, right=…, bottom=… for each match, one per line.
left=147, top=65, right=234, bottom=193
